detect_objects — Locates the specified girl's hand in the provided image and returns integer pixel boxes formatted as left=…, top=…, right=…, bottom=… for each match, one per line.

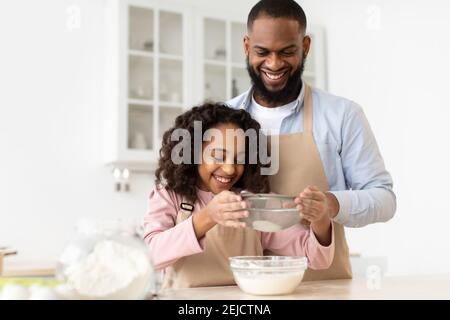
left=204, top=190, right=248, bottom=228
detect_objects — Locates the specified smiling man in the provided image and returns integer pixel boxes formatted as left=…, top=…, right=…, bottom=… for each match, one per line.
left=227, top=0, right=396, bottom=280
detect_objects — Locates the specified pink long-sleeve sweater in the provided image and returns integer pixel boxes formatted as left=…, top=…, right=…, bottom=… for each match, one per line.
left=143, top=185, right=335, bottom=271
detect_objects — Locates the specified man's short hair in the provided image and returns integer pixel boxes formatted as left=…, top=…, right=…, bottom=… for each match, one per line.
left=247, top=0, right=307, bottom=32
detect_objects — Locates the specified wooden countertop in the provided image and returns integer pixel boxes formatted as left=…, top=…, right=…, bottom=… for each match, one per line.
left=1, top=258, right=55, bottom=277
left=158, top=274, right=450, bottom=300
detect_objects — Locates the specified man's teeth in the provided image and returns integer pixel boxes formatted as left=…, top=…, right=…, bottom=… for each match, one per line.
left=264, top=72, right=285, bottom=80
left=214, top=175, right=232, bottom=183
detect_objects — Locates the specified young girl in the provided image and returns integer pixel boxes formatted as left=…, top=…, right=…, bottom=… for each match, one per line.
left=143, top=103, right=334, bottom=289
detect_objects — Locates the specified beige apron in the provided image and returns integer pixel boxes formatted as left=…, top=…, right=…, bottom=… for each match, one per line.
left=267, top=83, right=352, bottom=281
left=162, top=198, right=263, bottom=289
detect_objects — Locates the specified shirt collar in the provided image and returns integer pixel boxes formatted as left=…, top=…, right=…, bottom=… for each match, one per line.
left=239, top=79, right=305, bottom=113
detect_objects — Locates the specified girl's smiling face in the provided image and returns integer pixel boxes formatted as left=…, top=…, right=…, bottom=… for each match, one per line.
left=197, top=123, right=246, bottom=194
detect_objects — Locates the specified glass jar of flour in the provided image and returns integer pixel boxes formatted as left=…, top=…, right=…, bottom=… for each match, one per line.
left=56, top=218, right=156, bottom=300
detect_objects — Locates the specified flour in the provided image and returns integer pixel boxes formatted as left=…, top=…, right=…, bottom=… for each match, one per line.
left=235, top=271, right=304, bottom=295
left=65, top=240, right=152, bottom=299
left=0, top=284, right=29, bottom=300
left=252, top=220, right=282, bottom=232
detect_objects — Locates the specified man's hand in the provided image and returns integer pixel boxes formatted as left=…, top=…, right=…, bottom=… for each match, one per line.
left=294, top=186, right=338, bottom=246
left=294, top=186, right=340, bottom=221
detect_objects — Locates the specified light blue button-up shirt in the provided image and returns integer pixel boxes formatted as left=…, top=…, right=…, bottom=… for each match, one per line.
left=226, top=83, right=396, bottom=228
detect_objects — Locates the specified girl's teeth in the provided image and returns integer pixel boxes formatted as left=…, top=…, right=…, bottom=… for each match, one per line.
left=215, top=175, right=231, bottom=183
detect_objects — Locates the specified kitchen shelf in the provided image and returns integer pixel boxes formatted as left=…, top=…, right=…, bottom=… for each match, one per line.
left=230, top=62, right=246, bottom=69
left=128, top=98, right=154, bottom=105
left=204, top=59, right=228, bottom=67
left=128, top=49, right=154, bottom=58
left=159, top=101, right=184, bottom=108
left=159, top=53, right=183, bottom=61
left=204, top=60, right=246, bottom=69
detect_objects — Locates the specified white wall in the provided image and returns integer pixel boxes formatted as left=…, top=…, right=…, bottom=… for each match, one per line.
left=299, top=0, right=450, bottom=275
left=1, top=0, right=450, bottom=276
left=0, top=0, right=155, bottom=263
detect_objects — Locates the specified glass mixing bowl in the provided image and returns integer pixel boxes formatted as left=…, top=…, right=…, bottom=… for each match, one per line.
left=56, top=219, right=156, bottom=300
left=237, top=193, right=300, bottom=232
left=229, top=256, right=308, bottom=295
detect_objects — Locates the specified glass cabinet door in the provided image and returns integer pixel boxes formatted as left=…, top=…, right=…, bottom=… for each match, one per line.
left=204, top=18, right=226, bottom=61
left=128, top=6, right=154, bottom=151
left=158, top=10, right=184, bottom=141
left=202, top=18, right=250, bottom=102
left=159, top=11, right=182, bottom=56
left=205, top=64, right=226, bottom=101
left=128, top=104, right=153, bottom=150
left=159, top=57, right=183, bottom=139
left=203, top=18, right=227, bottom=101
left=127, top=5, right=185, bottom=152
left=231, top=22, right=246, bottom=64
left=128, top=55, right=153, bottom=100
left=231, top=67, right=250, bottom=98
left=231, top=22, right=250, bottom=98
left=129, top=6, right=154, bottom=52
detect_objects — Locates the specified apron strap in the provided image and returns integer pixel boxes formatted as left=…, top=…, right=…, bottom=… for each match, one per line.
left=303, top=83, right=313, bottom=133
left=176, top=196, right=195, bottom=225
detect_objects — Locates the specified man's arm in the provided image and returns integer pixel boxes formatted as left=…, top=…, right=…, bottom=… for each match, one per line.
left=328, top=103, right=397, bottom=227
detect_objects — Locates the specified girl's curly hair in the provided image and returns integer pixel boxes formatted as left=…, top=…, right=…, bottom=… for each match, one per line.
left=155, top=102, right=270, bottom=203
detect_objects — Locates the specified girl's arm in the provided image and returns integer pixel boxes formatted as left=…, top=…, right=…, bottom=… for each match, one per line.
left=143, top=188, right=247, bottom=270
left=143, top=187, right=207, bottom=270
left=261, top=223, right=335, bottom=270
left=311, top=217, right=333, bottom=247
left=192, top=208, right=216, bottom=238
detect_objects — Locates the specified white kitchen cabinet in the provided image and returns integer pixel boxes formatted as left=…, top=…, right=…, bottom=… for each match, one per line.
left=104, top=0, right=192, bottom=172
left=104, top=0, right=327, bottom=172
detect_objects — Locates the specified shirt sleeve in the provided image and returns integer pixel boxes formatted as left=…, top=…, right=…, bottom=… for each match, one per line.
left=261, top=223, right=335, bottom=270
left=143, top=186, right=206, bottom=270
left=330, top=103, right=397, bottom=227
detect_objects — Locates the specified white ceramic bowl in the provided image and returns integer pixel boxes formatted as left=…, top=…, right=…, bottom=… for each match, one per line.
left=229, top=256, right=308, bottom=295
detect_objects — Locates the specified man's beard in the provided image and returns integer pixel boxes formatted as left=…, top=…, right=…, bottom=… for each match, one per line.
left=246, top=57, right=305, bottom=106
